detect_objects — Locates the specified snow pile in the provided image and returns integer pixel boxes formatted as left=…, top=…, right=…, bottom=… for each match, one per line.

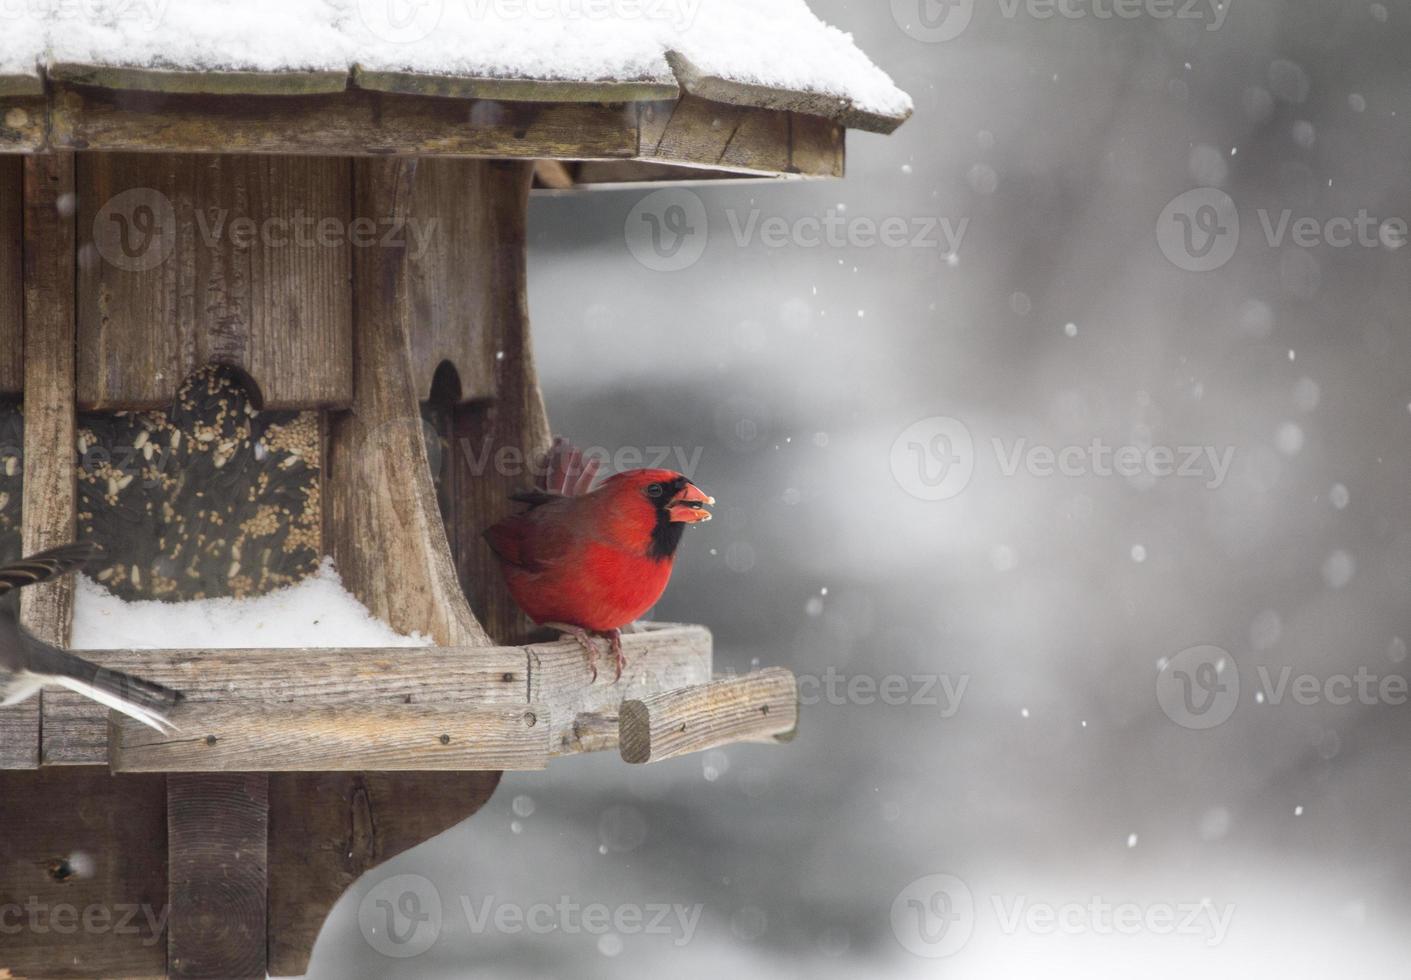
left=2, top=0, right=910, bottom=121
left=50, top=0, right=354, bottom=74
left=70, top=557, right=432, bottom=650
left=0, top=8, right=45, bottom=81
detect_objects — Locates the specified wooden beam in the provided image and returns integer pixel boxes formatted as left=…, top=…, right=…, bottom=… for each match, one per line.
left=49, top=85, right=640, bottom=159
left=43, top=625, right=708, bottom=765
left=326, top=156, right=491, bottom=647
left=51, top=63, right=349, bottom=96
left=619, top=667, right=798, bottom=765
left=0, top=156, right=19, bottom=394
left=354, top=67, right=678, bottom=104
left=665, top=51, right=910, bottom=135
left=1, top=154, right=76, bottom=771
left=530, top=624, right=713, bottom=756
left=112, top=702, right=550, bottom=772
left=167, top=773, right=268, bottom=980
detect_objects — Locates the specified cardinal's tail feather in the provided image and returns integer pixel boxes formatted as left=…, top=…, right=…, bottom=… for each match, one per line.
left=26, top=644, right=183, bottom=734
left=541, top=437, right=601, bottom=497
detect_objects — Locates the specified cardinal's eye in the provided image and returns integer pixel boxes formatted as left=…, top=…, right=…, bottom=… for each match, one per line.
left=645, top=483, right=664, bottom=499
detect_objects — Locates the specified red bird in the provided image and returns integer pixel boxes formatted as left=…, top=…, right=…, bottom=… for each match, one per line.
left=485, top=439, right=713, bottom=680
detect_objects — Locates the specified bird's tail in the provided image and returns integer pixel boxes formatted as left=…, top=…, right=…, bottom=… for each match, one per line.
left=25, top=645, right=183, bottom=734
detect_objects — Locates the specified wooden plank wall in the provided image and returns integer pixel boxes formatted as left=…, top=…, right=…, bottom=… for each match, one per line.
left=76, top=153, right=353, bottom=410
left=0, top=155, right=20, bottom=394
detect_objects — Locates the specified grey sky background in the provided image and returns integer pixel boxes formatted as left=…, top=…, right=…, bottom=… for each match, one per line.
left=314, top=3, right=1411, bottom=976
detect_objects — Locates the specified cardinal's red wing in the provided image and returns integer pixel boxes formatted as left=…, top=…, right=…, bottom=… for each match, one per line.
left=483, top=509, right=576, bottom=573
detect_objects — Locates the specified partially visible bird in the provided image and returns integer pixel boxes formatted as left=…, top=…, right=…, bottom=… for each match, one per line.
left=0, top=543, right=183, bottom=733
left=485, top=439, right=714, bottom=681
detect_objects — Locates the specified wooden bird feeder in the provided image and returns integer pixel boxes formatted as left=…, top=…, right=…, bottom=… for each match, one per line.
left=0, top=8, right=908, bottom=977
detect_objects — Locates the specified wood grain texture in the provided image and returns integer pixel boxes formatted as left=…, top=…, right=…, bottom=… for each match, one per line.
left=112, top=702, right=549, bottom=772
left=436, top=162, right=555, bottom=644
left=326, top=157, right=490, bottom=648
left=0, top=156, right=19, bottom=394
left=635, top=97, right=844, bottom=178
left=45, top=645, right=526, bottom=765
left=665, top=50, right=910, bottom=135
left=167, top=773, right=267, bottom=980
left=1, top=155, right=77, bottom=771
left=268, top=770, right=500, bottom=976
left=76, top=153, right=353, bottom=410
left=530, top=624, right=713, bottom=756
left=50, top=86, right=640, bottom=160
left=51, top=63, right=349, bottom=96
left=619, top=667, right=798, bottom=765
left=404, top=160, right=518, bottom=401
left=0, top=769, right=168, bottom=978
left=43, top=627, right=707, bottom=765
left=354, top=68, right=678, bottom=104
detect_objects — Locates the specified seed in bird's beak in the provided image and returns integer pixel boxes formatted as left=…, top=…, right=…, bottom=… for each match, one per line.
left=667, top=483, right=715, bottom=524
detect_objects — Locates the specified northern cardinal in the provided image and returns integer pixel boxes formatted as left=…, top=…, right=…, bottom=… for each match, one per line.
left=485, top=439, right=713, bottom=681
left=0, top=543, right=183, bottom=732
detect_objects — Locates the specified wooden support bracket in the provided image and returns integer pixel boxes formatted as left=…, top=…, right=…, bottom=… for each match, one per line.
left=619, top=667, right=799, bottom=765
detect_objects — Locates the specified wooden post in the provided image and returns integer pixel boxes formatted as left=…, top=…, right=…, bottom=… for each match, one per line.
left=167, top=773, right=268, bottom=980
left=0, top=153, right=77, bottom=771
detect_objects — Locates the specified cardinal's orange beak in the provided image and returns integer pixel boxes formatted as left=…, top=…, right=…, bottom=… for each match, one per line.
left=666, top=482, right=714, bottom=523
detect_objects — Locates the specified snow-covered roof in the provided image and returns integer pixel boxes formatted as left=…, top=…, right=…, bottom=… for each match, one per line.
left=0, top=0, right=912, bottom=133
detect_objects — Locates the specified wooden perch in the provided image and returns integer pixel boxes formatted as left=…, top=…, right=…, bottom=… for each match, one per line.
left=36, top=623, right=711, bottom=768
left=619, top=667, right=798, bottom=765
left=111, top=703, right=550, bottom=772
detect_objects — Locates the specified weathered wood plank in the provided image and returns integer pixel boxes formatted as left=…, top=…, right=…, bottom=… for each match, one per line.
left=666, top=50, right=909, bottom=135
left=52, top=63, right=349, bottom=96
left=0, top=155, right=19, bottom=394
left=0, top=769, right=168, bottom=978
left=789, top=112, right=846, bottom=180
left=405, top=160, right=516, bottom=401
left=326, top=157, right=491, bottom=647
left=619, top=667, right=797, bottom=765
left=167, top=773, right=267, bottom=980
left=354, top=67, right=678, bottom=104
left=531, top=624, right=713, bottom=756
left=76, top=153, right=353, bottom=410
left=0, top=97, right=46, bottom=152
left=268, top=771, right=500, bottom=976
left=0, top=155, right=76, bottom=771
left=45, top=645, right=528, bottom=766
left=50, top=86, right=640, bottom=159
left=112, top=702, right=550, bottom=772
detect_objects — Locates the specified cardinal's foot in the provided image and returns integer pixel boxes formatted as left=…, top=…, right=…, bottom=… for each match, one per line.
left=605, top=628, right=626, bottom=682
left=546, top=622, right=603, bottom=681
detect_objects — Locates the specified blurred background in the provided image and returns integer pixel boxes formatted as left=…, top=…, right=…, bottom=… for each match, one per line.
left=314, top=2, right=1411, bottom=976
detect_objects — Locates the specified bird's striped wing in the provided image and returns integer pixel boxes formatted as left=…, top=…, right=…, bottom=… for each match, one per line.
left=0, top=543, right=100, bottom=597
